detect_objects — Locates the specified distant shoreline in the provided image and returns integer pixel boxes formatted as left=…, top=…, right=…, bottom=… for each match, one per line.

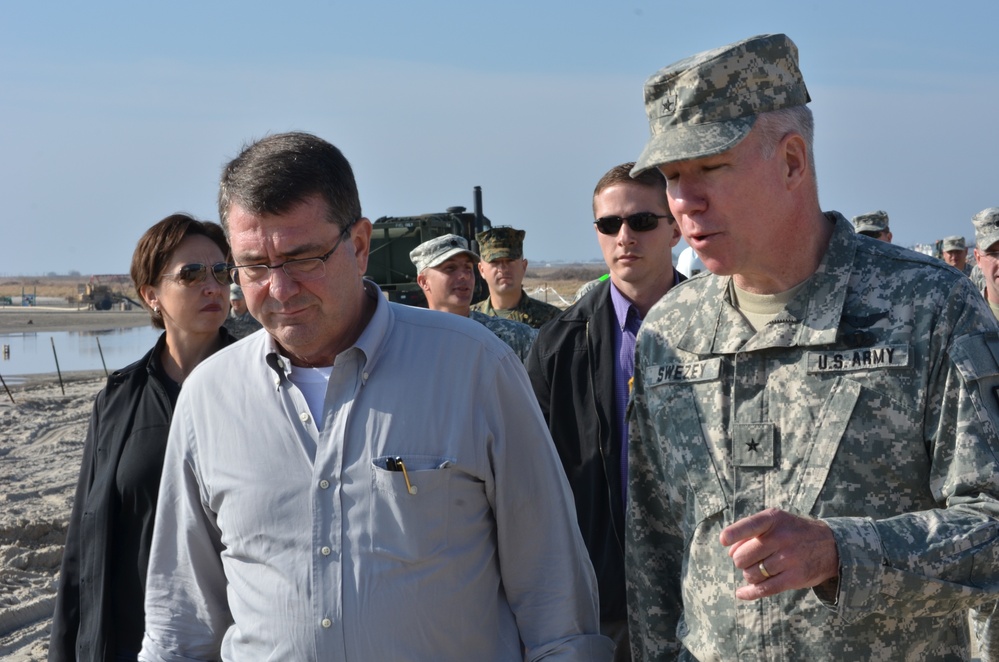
left=0, top=306, right=152, bottom=334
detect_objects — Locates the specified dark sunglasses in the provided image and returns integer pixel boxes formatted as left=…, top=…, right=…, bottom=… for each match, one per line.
left=593, top=212, right=672, bottom=235
left=164, top=262, right=233, bottom=287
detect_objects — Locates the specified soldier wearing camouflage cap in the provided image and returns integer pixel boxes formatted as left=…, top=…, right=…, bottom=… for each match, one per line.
left=627, top=34, right=999, bottom=660
left=941, top=234, right=973, bottom=276
left=410, top=233, right=538, bottom=361
left=471, top=226, right=561, bottom=329
left=851, top=209, right=892, bottom=243
left=973, top=207, right=999, bottom=321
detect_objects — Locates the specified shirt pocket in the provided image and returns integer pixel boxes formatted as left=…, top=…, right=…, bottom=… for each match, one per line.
left=370, top=454, right=452, bottom=562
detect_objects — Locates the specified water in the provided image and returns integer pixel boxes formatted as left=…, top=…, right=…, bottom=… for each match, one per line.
left=0, top=326, right=162, bottom=381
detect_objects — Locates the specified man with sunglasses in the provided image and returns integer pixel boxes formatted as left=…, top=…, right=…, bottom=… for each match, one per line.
left=525, top=162, right=684, bottom=661
left=139, top=132, right=612, bottom=662
left=626, top=34, right=999, bottom=660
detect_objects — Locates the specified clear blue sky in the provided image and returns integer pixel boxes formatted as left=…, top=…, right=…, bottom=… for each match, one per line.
left=2, top=1, right=997, bottom=276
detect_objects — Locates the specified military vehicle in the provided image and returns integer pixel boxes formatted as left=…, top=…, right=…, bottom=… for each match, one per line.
left=365, top=186, right=492, bottom=306
left=77, top=275, right=142, bottom=310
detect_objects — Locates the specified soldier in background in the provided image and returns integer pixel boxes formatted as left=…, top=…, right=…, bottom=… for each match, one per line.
left=410, top=233, right=537, bottom=361
left=223, top=283, right=263, bottom=338
left=626, top=33, right=999, bottom=660
left=851, top=209, right=892, bottom=242
left=471, top=227, right=561, bottom=328
left=972, top=207, right=999, bottom=321
left=941, top=234, right=973, bottom=276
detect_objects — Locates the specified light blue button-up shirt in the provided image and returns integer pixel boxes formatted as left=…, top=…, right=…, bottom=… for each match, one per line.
left=140, top=282, right=612, bottom=661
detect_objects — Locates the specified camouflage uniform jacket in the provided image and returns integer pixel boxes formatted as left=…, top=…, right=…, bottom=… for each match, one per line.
left=627, top=213, right=999, bottom=661
left=469, top=310, right=538, bottom=362
left=471, top=290, right=562, bottom=329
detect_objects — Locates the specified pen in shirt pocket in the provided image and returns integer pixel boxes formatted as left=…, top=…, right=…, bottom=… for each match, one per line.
left=386, top=456, right=417, bottom=495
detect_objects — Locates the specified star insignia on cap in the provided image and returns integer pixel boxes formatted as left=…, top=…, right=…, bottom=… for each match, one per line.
left=660, top=93, right=678, bottom=115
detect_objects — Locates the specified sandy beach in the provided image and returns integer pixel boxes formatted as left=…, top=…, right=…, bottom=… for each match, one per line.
left=0, top=307, right=142, bottom=659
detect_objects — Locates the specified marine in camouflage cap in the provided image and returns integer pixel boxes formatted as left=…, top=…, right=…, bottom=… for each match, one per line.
left=411, top=233, right=538, bottom=360
left=476, top=226, right=525, bottom=262
left=472, top=226, right=561, bottom=329
left=632, top=33, right=810, bottom=176
left=627, top=33, right=999, bottom=660
left=852, top=210, right=892, bottom=243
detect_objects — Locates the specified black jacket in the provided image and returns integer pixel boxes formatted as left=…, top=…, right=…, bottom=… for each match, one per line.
left=49, top=328, right=236, bottom=662
left=525, top=276, right=683, bottom=623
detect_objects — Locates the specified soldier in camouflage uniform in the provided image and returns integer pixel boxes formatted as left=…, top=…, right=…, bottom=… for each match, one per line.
left=851, top=210, right=892, bottom=243
left=942, top=234, right=975, bottom=278
left=223, top=283, right=263, bottom=339
left=626, top=33, right=999, bottom=661
left=972, top=207, right=999, bottom=322
left=410, top=234, right=537, bottom=361
left=471, top=227, right=562, bottom=328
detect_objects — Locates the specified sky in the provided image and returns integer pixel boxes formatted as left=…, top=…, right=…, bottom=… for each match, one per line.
left=2, top=1, right=997, bottom=276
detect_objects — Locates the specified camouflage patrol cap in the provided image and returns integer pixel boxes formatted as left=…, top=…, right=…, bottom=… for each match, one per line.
left=229, top=283, right=244, bottom=300
left=632, top=33, right=811, bottom=176
left=476, top=227, right=526, bottom=262
left=941, top=235, right=967, bottom=252
left=409, top=233, right=479, bottom=273
left=852, top=210, right=889, bottom=234
left=973, top=208, right=999, bottom=252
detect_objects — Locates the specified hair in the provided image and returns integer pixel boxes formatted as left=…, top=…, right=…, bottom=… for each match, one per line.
left=218, top=131, right=361, bottom=234
left=755, top=105, right=817, bottom=178
left=130, top=213, right=230, bottom=329
left=592, top=162, right=671, bottom=217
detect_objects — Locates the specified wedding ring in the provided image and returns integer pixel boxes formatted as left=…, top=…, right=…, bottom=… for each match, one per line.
left=759, top=561, right=771, bottom=579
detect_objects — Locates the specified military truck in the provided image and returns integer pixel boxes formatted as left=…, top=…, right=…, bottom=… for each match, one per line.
left=77, top=275, right=142, bottom=310
left=365, top=186, right=492, bottom=306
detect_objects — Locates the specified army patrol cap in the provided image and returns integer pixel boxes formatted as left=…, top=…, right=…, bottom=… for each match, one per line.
left=632, top=33, right=811, bottom=176
left=409, top=233, right=479, bottom=273
left=973, top=208, right=999, bottom=252
left=852, top=210, right=889, bottom=234
left=941, top=235, right=966, bottom=252
left=476, top=227, right=526, bottom=262
left=229, top=283, right=244, bottom=300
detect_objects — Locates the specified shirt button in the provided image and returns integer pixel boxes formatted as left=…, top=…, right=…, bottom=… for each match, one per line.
left=321, top=546, right=332, bottom=556
left=362, top=371, right=369, bottom=380
left=321, top=618, right=332, bottom=628
left=319, top=479, right=330, bottom=490
left=299, top=411, right=310, bottom=423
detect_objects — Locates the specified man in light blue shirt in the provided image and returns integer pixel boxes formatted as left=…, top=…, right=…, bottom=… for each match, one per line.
left=139, top=132, right=612, bottom=662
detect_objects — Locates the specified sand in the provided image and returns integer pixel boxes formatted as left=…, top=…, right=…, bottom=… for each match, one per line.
left=0, top=306, right=135, bottom=659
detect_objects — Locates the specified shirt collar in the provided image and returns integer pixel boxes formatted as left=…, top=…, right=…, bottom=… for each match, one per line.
left=264, top=279, right=390, bottom=385
left=609, top=280, right=640, bottom=330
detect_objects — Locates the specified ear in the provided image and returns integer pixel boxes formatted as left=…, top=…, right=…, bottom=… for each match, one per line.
left=522, top=258, right=529, bottom=270
left=669, top=221, right=682, bottom=248
left=416, top=272, right=430, bottom=293
left=975, top=248, right=983, bottom=268
left=139, top=284, right=158, bottom=310
left=781, top=133, right=809, bottom=192
left=351, top=218, right=373, bottom=276
left=477, top=260, right=488, bottom=277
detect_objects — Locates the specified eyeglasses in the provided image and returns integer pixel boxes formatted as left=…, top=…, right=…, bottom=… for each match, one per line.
left=230, top=221, right=355, bottom=286
left=980, top=250, right=999, bottom=260
left=594, top=212, right=672, bottom=235
left=162, top=263, right=233, bottom=287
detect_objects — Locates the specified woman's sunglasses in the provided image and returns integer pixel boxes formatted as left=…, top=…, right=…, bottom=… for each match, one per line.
left=593, top=212, right=672, bottom=235
left=163, top=263, right=233, bottom=287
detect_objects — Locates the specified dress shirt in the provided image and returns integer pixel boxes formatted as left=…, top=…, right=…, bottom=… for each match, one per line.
left=140, top=281, right=611, bottom=662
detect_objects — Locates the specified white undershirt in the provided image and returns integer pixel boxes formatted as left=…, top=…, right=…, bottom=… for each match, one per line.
left=288, top=364, right=333, bottom=425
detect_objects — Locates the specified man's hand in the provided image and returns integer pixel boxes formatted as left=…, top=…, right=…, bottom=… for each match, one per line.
left=719, top=508, right=839, bottom=600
